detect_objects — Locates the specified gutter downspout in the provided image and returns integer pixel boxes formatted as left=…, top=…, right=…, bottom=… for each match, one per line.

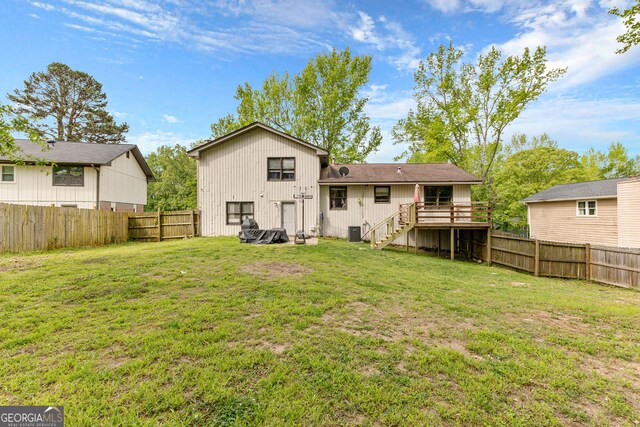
left=92, top=165, right=100, bottom=210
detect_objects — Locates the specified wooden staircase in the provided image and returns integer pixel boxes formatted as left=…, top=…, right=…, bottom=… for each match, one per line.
left=370, top=203, right=416, bottom=250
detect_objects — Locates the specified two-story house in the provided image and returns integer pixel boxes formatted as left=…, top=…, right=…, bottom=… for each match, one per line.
left=0, top=139, right=155, bottom=212
left=188, top=122, right=489, bottom=251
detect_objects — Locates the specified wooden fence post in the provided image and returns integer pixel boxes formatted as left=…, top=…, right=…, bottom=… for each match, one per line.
left=157, top=208, right=162, bottom=242
left=189, top=210, right=195, bottom=238
left=534, top=239, right=540, bottom=277
left=585, top=244, right=591, bottom=280
left=486, top=228, right=492, bottom=266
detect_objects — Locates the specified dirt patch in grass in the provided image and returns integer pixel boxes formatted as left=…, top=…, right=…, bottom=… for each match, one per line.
left=94, top=344, right=131, bottom=370
left=510, top=281, right=530, bottom=287
left=240, top=262, right=312, bottom=279
left=518, top=310, right=591, bottom=334
left=0, top=257, right=45, bottom=273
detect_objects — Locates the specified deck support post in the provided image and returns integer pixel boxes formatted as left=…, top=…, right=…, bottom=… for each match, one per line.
left=414, top=228, right=417, bottom=254
left=450, top=227, right=455, bottom=261
left=486, top=228, right=492, bottom=266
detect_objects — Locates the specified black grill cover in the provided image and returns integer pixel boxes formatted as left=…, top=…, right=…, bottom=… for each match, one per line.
left=239, top=228, right=289, bottom=244
left=241, top=217, right=259, bottom=230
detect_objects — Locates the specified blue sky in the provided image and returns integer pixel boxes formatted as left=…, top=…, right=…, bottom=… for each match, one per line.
left=1, top=0, right=640, bottom=162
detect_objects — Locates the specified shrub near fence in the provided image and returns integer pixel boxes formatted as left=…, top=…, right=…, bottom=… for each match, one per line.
left=0, top=203, right=129, bottom=253
left=128, top=210, right=200, bottom=242
left=462, top=230, right=639, bottom=290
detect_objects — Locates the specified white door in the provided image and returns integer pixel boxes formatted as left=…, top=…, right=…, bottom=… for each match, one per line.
left=281, top=202, right=296, bottom=235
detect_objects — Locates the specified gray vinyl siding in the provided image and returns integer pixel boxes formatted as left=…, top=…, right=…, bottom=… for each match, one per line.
left=197, top=127, right=321, bottom=236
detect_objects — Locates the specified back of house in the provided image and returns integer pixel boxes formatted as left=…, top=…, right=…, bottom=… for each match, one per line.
left=0, top=139, right=154, bottom=211
left=523, top=177, right=640, bottom=248
left=189, top=122, right=485, bottom=250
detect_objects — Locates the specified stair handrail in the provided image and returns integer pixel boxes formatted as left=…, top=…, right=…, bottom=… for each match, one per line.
left=370, top=202, right=415, bottom=248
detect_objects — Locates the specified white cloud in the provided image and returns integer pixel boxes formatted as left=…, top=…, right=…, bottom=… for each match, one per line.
left=494, top=2, right=640, bottom=90
left=506, top=96, right=640, bottom=154
left=30, top=0, right=347, bottom=56
left=110, top=110, right=128, bottom=118
left=127, top=131, right=190, bottom=154
left=349, top=11, right=422, bottom=71
left=162, top=114, right=180, bottom=123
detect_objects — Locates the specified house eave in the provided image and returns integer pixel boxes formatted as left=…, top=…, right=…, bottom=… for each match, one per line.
left=522, top=195, right=618, bottom=204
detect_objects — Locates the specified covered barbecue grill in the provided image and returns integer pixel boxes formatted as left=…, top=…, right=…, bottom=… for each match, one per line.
left=238, top=218, right=289, bottom=244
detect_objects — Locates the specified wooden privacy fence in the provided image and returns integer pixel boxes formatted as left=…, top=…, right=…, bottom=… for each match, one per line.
left=128, top=209, right=200, bottom=242
left=461, top=230, right=639, bottom=290
left=0, top=203, right=128, bottom=252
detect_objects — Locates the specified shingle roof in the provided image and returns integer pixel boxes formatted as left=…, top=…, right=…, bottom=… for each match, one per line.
left=521, top=177, right=630, bottom=203
left=319, top=163, right=482, bottom=184
left=0, top=140, right=155, bottom=181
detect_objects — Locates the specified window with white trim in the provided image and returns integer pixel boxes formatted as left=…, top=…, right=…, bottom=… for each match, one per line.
left=226, top=202, right=254, bottom=225
left=1, top=165, right=15, bottom=182
left=577, top=200, right=597, bottom=216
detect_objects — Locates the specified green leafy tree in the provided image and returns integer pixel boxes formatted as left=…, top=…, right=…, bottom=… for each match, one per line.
left=146, top=145, right=197, bottom=211
left=8, top=62, right=128, bottom=144
left=0, top=104, right=44, bottom=161
left=210, top=48, right=381, bottom=163
left=392, top=43, right=566, bottom=199
left=610, top=1, right=640, bottom=54
left=492, top=134, right=584, bottom=228
left=580, top=142, right=640, bottom=180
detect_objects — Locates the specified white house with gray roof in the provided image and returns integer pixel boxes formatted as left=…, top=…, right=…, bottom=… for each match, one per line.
left=188, top=122, right=489, bottom=252
left=522, top=177, right=640, bottom=248
left=0, top=139, right=155, bottom=212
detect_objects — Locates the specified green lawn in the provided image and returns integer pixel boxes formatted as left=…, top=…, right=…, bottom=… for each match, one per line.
left=1, top=238, right=639, bottom=426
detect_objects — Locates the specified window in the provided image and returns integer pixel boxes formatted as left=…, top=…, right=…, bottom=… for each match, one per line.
left=577, top=200, right=597, bottom=216
left=1, top=165, right=15, bottom=182
left=425, top=186, right=453, bottom=206
left=330, top=186, right=347, bottom=210
left=268, top=157, right=295, bottom=181
left=226, top=202, right=254, bottom=225
left=374, top=186, right=391, bottom=203
left=53, top=166, right=84, bottom=186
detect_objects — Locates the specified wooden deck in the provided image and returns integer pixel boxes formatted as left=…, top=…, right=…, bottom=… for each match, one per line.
left=400, top=202, right=491, bottom=228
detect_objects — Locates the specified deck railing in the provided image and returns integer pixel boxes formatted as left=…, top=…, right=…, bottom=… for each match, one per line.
left=400, top=202, right=490, bottom=225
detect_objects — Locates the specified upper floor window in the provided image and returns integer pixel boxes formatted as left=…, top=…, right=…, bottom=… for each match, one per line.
left=425, top=186, right=453, bottom=206
left=374, top=186, right=391, bottom=203
left=53, top=166, right=84, bottom=187
left=1, top=165, right=15, bottom=182
left=577, top=200, right=597, bottom=216
left=330, top=186, right=347, bottom=210
left=268, top=157, right=295, bottom=181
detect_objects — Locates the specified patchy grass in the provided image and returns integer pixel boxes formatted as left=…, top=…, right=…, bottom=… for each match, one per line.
left=0, top=237, right=639, bottom=426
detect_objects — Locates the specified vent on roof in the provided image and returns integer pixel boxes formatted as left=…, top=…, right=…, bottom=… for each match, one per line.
left=339, top=166, right=349, bottom=177
left=397, top=167, right=402, bottom=174
left=46, top=139, right=56, bottom=146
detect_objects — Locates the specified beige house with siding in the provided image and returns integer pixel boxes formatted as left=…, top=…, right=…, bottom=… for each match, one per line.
left=0, top=140, right=154, bottom=212
left=522, top=177, right=640, bottom=248
left=189, top=122, right=488, bottom=251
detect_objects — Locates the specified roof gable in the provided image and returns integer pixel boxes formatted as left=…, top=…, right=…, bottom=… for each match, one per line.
left=187, top=122, right=329, bottom=164
left=0, top=140, right=155, bottom=182
left=319, top=163, right=482, bottom=184
left=521, top=177, right=629, bottom=203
